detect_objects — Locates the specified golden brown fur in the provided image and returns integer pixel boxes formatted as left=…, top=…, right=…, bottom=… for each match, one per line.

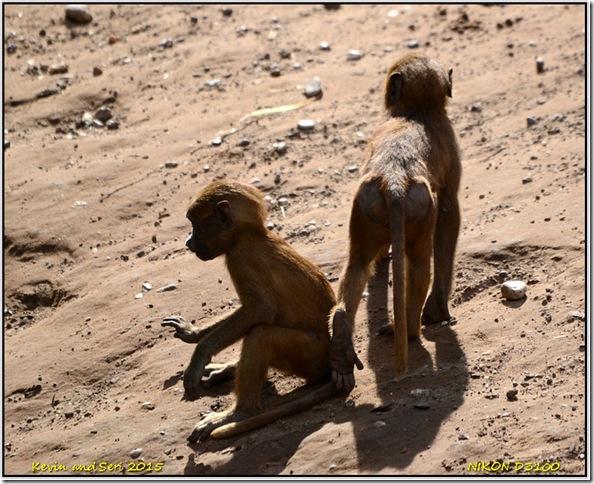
left=163, top=180, right=336, bottom=441
left=329, top=53, right=461, bottom=392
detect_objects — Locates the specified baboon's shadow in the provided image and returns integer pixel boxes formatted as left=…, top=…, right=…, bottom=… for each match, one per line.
left=349, top=258, right=469, bottom=472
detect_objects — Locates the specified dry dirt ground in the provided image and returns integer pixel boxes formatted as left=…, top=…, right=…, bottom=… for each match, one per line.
left=3, top=3, right=588, bottom=478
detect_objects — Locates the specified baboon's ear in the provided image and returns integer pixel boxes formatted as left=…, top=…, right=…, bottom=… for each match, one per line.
left=447, top=67, right=453, bottom=98
left=389, top=71, right=403, bottom=105
left=216, top=200, right=232, bottom=228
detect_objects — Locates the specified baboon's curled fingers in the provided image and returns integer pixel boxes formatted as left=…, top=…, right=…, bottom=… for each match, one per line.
left=330, top=351, right=364, bottom=393
left=329, top=309, right=364, bottom=392
left=202, top=364, right=236, bottom=388
left=183, top=352, right=211, bottom=400
left=162, top=316, right=200, bottom=344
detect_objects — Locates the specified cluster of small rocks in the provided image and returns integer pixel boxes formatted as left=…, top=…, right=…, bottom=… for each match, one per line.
left=79, top=106, right=119, bottom=130
left=25, top=60, right=69, bottom=77
left=134, top=282, right=176, bottom=300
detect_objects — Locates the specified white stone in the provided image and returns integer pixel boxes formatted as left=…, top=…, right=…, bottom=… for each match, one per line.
left=347, top=50, right=363, bottom=61
left=501, top=280, right=527, bottom=300
left=297, top=119, right=315, bottom=132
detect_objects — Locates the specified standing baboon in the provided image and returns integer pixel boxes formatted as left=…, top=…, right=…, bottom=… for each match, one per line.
left=162, top=180, right=337, bottom=441
left=329, top=53, right=462, bottom=392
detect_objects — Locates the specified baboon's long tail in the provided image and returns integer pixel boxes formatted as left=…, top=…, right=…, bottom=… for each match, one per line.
left=210, top=383, right=336, bottom=439
left=389, top=197, right=408, bottom=378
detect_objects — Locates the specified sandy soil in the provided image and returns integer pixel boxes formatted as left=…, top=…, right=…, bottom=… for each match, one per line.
left=3, top=3, right=587, bottom=477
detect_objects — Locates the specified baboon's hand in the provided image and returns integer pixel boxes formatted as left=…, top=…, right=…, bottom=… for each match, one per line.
left=162, top=316, right=201, bottom=344
left=330, top=309, right=364, bottom=393
left=183, top=351, right=212, bottom=400
left=330, top=339, right=364, bottom=393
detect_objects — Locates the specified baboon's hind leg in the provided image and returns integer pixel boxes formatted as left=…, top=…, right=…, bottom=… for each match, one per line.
left=405, top=179, right=437, bottom=340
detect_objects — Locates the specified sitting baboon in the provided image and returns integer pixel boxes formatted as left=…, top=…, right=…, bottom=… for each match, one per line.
left=163, top=180, right=337, bottom=441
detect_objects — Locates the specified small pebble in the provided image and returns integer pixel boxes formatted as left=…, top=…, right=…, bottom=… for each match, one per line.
left=165, top=161, right=178, bottom=168
left=411, top=388, right=431, bottom=409
left=501, top=280, right=527, bottom=301
left=270, top=64, right=281, bottom=77
left=141, top=402, right=155, bottom=410
left=93, top=67, right=103, bottom=76
left=211, top=137, right=223, bottom=146
left=526, top=116, right=538, bottom=127
left=94, top=107, right=113, bottom=124
left=221, top=7, right=233, bottom=16
left=48, top=64, right=68, bottom=75
left=159, top=38, right=174, bottom=49
left=348, top=166, right=359, bottom=173
left=536, top=57, right=545, bottom=73
left=407, top=39, right=419, bottom=49
left=347, top=50, right=363, bottom=61
left=413, top=401, right=431, bottom=410
left=506, top=389, right=518, bottom=401
left=65, top=4, right=93, bottom=24
left=156, top=283, right=177, bottom=293
left=106, top=119, right=119, bottom=130
left=297, top=119, right=315, bottom=132
left=568, top=310, right=585, bottom=321
left=304, top=77, right=322, bottom=98
left=82, top=112, right=94, bottom=126
left=130, top=448, right=142, bottom=459
left=142, top=283, right=152, bottom=291
left=470, top=102, right=483, bottom=113
left=204, top=79, right=221, bottom=88
left=319, top=41, right=331, bottom=51
left=4, top=140, right=10, bottom=150
left=273, top=142, right=287, bottom=155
